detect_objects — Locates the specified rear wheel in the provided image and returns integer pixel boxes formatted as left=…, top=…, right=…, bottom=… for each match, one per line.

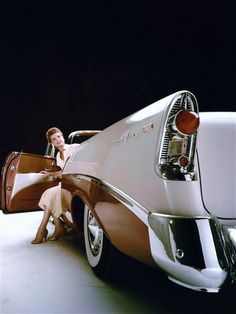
left=84, top=204, right=118, bottom=278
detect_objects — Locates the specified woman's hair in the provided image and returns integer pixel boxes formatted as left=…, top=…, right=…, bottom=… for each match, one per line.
left=46, top=127, right=63, bottom=143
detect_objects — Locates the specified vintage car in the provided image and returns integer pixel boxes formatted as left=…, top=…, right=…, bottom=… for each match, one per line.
left=1, top=90, right=236, bottom=293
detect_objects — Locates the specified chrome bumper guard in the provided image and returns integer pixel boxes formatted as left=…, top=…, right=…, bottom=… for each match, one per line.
left=148, top=213, right=236, bottom=293
left=225, top=225, right=236, bottom=247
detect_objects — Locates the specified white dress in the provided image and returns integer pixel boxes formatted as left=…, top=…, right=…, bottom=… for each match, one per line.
left=38, top=144, right=79, bottom=218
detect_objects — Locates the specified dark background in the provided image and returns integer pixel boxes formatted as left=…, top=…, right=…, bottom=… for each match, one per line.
left=0, top=1, right=234, bottom=168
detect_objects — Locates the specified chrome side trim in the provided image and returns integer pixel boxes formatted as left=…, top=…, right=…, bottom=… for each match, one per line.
left=72, top=174, right=149, bottom=225
left=148, top=213, right=236, bottom=292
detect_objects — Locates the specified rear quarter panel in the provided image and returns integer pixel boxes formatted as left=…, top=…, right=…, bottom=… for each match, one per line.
left=64, top=91, right=206, bottom=220
left=197, top=112, right=236, bottom=219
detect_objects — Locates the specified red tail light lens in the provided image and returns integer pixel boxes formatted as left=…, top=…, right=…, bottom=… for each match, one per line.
left=175, top=110, right=200, bottom=135
left=178, top=155, right=189, bottom=167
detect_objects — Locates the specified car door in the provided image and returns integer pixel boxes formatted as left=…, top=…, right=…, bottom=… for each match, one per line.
left=1, top=151, right=60, bottom=213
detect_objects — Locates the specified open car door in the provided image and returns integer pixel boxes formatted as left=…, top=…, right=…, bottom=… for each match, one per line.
left=0, top=130, right=101, bottom=214
left=1, top=152, right=60, bottom=214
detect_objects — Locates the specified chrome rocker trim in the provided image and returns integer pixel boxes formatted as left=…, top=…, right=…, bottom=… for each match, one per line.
left=148, top=213, right=236, bottom=293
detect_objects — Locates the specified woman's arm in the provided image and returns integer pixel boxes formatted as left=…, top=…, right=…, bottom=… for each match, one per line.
left=40, top=165, right=62, bottom=177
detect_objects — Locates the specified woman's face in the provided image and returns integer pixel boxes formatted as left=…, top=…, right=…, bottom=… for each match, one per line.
left=50, top=132, right=65, bottom=150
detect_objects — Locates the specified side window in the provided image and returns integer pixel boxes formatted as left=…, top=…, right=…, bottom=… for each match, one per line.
left=68, top=130, right=101, bottom=144
left=45, top=143, right=55, bottom=157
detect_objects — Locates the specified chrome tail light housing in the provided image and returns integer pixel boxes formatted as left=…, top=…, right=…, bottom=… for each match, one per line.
left=156, top=91, right=199, bottom=181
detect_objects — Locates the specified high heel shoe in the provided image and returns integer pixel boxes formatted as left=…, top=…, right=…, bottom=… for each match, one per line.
left=48, top=228, right=66, bottom=241
left=31, top=229, right=48, bottom=244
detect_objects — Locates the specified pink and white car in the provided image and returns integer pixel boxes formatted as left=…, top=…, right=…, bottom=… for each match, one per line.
left=1, top=90, right=236, bottom=293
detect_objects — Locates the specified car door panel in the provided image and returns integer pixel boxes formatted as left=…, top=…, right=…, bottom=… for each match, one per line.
left=1, top=151, right=59, bottom=213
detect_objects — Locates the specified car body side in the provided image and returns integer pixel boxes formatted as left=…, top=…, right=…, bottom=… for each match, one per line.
left=61, top=91, right=236, bottom=292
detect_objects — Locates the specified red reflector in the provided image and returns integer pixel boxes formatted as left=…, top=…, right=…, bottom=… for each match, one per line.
left=175, top=110, right=200, bottom=135
left=178, top=155, right=189, bottom=167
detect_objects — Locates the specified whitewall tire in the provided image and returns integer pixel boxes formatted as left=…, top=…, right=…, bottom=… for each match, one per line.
left=84, top=204, right=117, bottom=278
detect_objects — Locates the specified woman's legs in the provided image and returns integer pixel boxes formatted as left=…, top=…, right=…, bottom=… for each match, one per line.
left=31, top=208, right=51, bottom=244
left=31, top=208, right=67, bottom=243
left=48, top=216, right=65, bottom=241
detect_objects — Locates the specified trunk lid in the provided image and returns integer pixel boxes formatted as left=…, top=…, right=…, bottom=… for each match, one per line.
left=197, top=112, right=236, bottom=219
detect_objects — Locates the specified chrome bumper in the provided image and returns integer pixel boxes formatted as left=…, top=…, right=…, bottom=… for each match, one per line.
left=148, top=213, right=236, bottom=293
left=225, top=225, right=236, bottom=247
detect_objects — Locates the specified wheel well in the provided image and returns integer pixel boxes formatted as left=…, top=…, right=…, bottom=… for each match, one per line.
left=71, top=196, right=85, bottom=232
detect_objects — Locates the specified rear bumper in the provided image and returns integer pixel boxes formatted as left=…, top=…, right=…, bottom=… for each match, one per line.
left=148, top=213, right=236, bottom=292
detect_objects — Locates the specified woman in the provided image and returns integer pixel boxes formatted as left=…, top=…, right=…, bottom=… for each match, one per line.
left=31, top=127, right=79, bottom=244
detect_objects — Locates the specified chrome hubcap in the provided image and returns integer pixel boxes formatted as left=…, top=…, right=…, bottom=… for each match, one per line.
left=87, top=210, right=102, bottom=256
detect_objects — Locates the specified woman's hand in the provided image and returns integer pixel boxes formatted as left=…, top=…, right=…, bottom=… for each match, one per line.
left=40, top=170, right=49, bottom=175
left=40, top=168, right=62, bottom=177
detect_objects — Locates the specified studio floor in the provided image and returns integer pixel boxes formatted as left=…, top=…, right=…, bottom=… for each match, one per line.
left=0, top=211, right=235, bottom=314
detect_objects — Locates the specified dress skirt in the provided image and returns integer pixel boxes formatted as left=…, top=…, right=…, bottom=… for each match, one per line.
left=38, top=183, right=62, bottom=218
left=38, top=182, right=72, bottom=218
